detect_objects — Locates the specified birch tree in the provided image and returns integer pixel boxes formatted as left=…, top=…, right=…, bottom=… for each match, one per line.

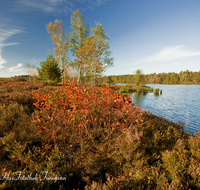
left=70, top=9, right=88, bottom=82
left=75, top=22, right=114, bottom=86
left=46, top=19, right=69, bottom=84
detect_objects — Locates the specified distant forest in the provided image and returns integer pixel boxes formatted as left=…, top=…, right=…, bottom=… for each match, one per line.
left=13, top=70, right=200, bottom=85
left=104, top=70, right=200, bottom=84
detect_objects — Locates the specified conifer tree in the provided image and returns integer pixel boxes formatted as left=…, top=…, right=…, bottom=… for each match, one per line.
left=37, top=54, right=61, bottom=83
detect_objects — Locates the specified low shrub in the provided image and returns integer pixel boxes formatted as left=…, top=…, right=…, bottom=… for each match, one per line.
left=41, top=80, right=59, bottom=86
left=118, top=87, right=129, bottom=96
left=24, top=79, right=144, bottom=188
left=132, top=86, right=154, bottom=93
left=15, top=77, right=27, bottom=82
left=154, top=88, right=160, bottom=95
left=1, top=79, right=200, bottom=189
left=0, top=103, right=41, bottom=178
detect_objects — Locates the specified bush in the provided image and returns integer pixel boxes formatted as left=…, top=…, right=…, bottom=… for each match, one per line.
left=41, top=79, right=59, bottom=86
left=15, top=77, right=27, bottom=82
left=118, top=87, right=129, bottom=96
left=0, top=103, right=40, bottom=178
left=154, top=88, right=160, bottom=95
left=29, top=79, right=144, bottom=188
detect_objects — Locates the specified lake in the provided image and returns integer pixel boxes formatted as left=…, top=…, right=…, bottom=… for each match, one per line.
left=117, top=84, right=200, bottom=135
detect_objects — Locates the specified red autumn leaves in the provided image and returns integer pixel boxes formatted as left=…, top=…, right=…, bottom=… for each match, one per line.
left=32, top=79, right=144, bottom=144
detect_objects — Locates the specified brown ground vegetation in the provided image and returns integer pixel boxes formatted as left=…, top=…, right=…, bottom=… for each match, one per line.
left=0, top=78, right=199, bottom=190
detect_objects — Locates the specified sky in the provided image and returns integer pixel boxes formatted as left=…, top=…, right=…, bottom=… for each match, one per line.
left=1, top=0, right=200, bottom=77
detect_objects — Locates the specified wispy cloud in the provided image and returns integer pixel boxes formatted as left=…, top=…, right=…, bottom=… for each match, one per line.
left=0, top=42, right=19, bottom=47
left=15, top=0, right=109, bottom=14
left=17, top=0, right=73, bottom=13
left=0, top=28, right=21, bottom=43
left=0, top=27, right=21, bottom=69
left=122, top=45, right=200, bottom=66
left=9, top=63, right=23, bottom=72
left=143, top=45, right=200, bottom=62
left=30, top=56, right=40, bottom=64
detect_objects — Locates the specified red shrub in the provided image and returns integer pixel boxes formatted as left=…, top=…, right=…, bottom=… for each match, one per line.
left=32, top=79, right=144, bottom=148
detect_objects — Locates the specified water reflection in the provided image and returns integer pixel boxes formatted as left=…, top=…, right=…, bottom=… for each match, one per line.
left=125, top=84, right=200, bottom=135
left=130, top=92, right=148, bottom=105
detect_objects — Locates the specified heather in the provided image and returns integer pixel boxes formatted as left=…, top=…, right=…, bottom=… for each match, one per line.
left=1, top=78, right=200, bottom=189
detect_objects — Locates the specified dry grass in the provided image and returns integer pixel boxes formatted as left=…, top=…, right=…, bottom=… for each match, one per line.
left=0, top=78, right=199, bottom=190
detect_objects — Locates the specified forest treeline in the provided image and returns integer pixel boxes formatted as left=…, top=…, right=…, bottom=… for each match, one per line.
left=105, top=69, right=200, bottom=84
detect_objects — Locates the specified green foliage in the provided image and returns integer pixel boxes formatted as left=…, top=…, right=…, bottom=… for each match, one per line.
left=105, top=70, right=200, bottom=84
left=106, top=76, right=114, bottom=86
left=118, top=87, right=129, bottom=96
left=41, top=79, right=59, bottom=86
left=132, top=86, right=154, bottom=93
left=134, top=69, right=145, bottom=86
left=37, top=54, right=61, bottom=83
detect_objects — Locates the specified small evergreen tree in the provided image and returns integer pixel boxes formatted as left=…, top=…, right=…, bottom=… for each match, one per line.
left=37, top=54, right=61, bottom=83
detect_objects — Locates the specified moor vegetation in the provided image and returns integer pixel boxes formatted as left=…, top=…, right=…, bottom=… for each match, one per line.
left=1, top=7, right=200, bottom=190
left=0, top=78, right=200, bottom=190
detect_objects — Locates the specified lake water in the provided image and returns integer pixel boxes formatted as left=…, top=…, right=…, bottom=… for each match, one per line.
left=117, top=84, right=200, bottom=135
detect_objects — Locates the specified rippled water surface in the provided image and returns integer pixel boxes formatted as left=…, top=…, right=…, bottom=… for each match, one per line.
left=119, top=84, right=200, bottom=134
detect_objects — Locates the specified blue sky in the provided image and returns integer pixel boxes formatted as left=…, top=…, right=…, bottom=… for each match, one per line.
left=1, top=0, right=200, bottom=77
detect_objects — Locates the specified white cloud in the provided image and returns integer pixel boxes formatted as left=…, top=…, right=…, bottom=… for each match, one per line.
left=122, top=45, right=200, bottom=66
left=174, top=62, right=181, bottom=65
left=143, top=45, right=200, bottom=62
left=9, top=63, right=23, bottom=72
left=0, top=71, right=27, bottom=78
